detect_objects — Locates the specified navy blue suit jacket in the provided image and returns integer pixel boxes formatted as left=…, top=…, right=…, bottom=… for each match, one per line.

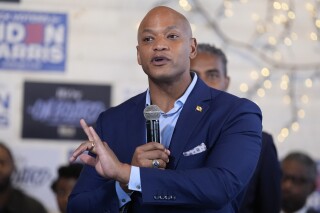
left=68, top=78, right=262, bottom=213
left=240, top=132, right=281, bottom=213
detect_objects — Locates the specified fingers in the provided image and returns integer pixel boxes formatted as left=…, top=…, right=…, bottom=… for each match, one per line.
left=69, top=141, right=95, bottom=162
left=70, top=120, right=99, bottom=163
left=80, top=119, right=94, bottom=141
left=137, top=142, right=167, bottom=152
left=138, top=143, right=170, bottom=162
left=151, top=159, right=167, bottom=169
left=88, top=126, right=105, bottom=152
left=131, top=142, right=170, bottom=168
left=79, top=153, right=96, bottom=166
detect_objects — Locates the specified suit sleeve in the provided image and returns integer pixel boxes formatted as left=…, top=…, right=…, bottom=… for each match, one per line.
left=139, top=99, right=262, bottom=210
left=67, top=113, right=120, bottom=213
left=256, top=132, right=281, bottom=212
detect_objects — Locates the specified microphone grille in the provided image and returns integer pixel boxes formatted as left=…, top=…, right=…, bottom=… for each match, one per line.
left=144, top=105, right=161, bottom=120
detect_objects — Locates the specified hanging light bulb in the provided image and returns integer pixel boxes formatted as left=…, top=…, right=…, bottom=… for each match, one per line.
left=291, top=122, right=300, bottom=131
left=297, top=109, right=305, bottom=118
left=250, top=70, right=259, bottom=80
left=281, top=2, right=289, bottom=11
left=316, top=19, right=320, bottom=28
left=280, top=127, right=289, bottom=137
left=239, top=83, right=249, bottom=92
left=264, top=79, right=272, bottom=89
left=257, top=88, right=266, bottom=97
left=268, top=36, right=277, bottom=45
left=280, top=81, right=288, bottom=90
left=305, top=3, right=314, bottom=12
left=277, top=134, right=285, bottom=143
left=261, top=67, right=270, bottom=77
left=288, top=11, right=295, bottom=19
left=305, top=78, right=313, bottom=88
left=300, top=95, right=309, bottom=104
left=284, top=37, right=292, bottom=46
left=273, top=1, right=282, bottom=10
left=291, top=32, right=298, bottom=40
left=310, top=32, right=318, bottom=41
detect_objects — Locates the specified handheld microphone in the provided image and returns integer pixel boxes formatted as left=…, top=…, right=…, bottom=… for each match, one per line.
left=143, top=105, right=161, bottom=143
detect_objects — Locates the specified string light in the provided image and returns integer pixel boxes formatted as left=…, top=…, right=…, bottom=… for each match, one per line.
left=297, top=109, right=306, bottom=118
left=291, top=122, right=299, bottom=131
left=169, top=0, right=320, bottom=143
left=240, top=83, right=249, bottom=92
left=300, top=95, right=309, bottom=104
left=305, top=78, right=313, bottom=87
left=179, top=0, right=192, bottom=11
left=263, top=80, right=272, bottom=89
left=261, top=68, right=270, bottom=77
left=257, top=88, right=266, bottom=97
left=250, top=70, right=259, bottom=80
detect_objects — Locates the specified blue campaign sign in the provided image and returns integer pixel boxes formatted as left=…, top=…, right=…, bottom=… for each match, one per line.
left=22, top=81, right=111, bottom=140
left=0, top=89, right=10, bottom=127
left=0, top=10, right=67, bottom=71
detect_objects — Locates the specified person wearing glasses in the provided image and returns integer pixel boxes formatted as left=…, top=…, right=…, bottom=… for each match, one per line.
left=281, top=152, right=320, bottom=213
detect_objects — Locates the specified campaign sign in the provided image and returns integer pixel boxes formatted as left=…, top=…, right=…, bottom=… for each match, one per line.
left=11, top=145, right=64, bottom=213
left=22, top=81, right=111, bottom=140
left=0, top=84, right=10, bottom=127
left=0, top=10, right=67, bottom=71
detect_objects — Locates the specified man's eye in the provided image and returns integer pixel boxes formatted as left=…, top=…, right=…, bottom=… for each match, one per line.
left=208, top=73, right=219, bottom=79
left=143, top=37, right=153, bottom=42
left=168, top=34, right=178, bottom=39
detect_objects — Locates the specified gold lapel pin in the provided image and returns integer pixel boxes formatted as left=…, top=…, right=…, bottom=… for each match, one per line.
left=196, top=106, right=202, bottom=112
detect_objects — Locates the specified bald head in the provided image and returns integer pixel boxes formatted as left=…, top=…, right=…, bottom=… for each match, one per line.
left=136, top=5, right=197, bottom=87
left=138, top=6, right=193, bottom=42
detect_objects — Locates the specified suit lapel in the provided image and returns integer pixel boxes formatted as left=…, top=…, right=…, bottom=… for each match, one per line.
left=167, top=79, right=213, bottom=169
left=120, top=93, right=147, bottom=163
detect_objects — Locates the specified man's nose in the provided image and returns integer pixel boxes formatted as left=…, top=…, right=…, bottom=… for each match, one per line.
left=153, top=38, right=168, bottom=51
left=282, top=177, right=295, bottom=190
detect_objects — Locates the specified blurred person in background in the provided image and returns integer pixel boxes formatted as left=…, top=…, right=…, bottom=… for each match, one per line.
left=190, top=43, right=281, bottom=213
left=0, top=142, right=48, bottom=213
left=281, top=152, right=320, bottom=213
left=51, top=163, right=83, bottom=213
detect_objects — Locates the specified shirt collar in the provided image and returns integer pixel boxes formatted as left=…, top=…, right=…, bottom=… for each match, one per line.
left=281, top=205, right=309, bottom=213
left=145, top=73, right=198, bottom=108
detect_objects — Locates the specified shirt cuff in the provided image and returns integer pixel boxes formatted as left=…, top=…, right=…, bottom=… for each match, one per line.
left=128, top=166, right=142, bottom=192
left=115, top=181, right=132, bottom=208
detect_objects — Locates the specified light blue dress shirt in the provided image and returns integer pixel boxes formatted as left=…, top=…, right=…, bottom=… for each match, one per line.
left=116, top=73, right=198, bottom=207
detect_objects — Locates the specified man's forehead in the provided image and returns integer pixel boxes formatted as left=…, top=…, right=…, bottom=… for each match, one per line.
left=145, top=6, right=181, bottom=18
left=139, top=21, right=191, bottom=39
left=140, top=25, right=180, bottom=33
left=140, top=7, right=189, bottom=26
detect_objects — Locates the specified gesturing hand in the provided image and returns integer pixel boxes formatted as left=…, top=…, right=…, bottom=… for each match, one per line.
left=70, top=119, right=131, bottom=184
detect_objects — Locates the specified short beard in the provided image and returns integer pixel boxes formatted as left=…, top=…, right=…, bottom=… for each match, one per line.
left=281, top=197, right=305, bottom=212
left=0, top=177, right=11, bottom=193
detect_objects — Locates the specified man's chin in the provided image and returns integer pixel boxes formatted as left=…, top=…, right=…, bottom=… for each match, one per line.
left=281, top=198, right=305, bottom=212
left=0, top=178, right=11, bottom=192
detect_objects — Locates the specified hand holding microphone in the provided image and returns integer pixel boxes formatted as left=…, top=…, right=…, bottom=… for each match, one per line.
left=130, top=105, right=170, bottom=169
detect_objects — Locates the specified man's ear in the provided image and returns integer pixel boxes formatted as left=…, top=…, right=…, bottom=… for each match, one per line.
left=136, top=45, right=141, bottom=65
left=310, top=181, right=317, bottom=194
left=225, top=76, right=230, bottom=91
left=189, top=38, right=197, bottom=59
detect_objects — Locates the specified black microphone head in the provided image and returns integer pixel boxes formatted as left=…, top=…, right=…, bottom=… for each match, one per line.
left=144, top=105, right=161, bottom=120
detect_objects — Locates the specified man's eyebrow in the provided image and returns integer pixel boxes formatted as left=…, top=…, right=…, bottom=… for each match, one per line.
left=207, top=69, right=220, bottom=73
left=141, top=29, right=153, bottom=34
left=141, top=26, right=179, bottom=34
left=166, top=25, right=178, bottom=31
